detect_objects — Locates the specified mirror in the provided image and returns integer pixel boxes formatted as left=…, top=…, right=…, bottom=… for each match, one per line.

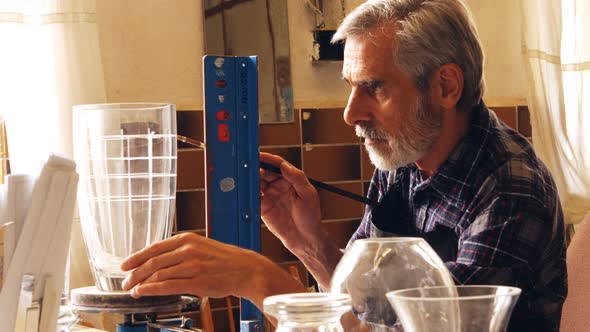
left=204, top=0, right=294, bottom=123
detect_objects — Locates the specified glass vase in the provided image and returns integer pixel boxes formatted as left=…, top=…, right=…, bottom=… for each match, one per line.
left=73, top=103, right=177, bottom=291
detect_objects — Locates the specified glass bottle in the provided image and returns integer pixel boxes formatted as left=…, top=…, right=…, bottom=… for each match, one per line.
left=263, top=293, right=351, bottom=331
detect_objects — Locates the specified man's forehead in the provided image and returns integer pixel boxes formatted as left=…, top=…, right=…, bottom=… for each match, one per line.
left=342, top=33, right=396, bottom=78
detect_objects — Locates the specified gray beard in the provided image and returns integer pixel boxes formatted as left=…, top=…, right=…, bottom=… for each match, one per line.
left=356, top=97, right=442, bottom=171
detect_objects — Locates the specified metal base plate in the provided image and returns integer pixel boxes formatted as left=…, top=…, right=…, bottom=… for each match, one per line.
left=70, top=286, right=193, bottom=314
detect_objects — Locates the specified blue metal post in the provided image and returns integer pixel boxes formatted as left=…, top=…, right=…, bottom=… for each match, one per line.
left=203, top=56, right=262, bottom=332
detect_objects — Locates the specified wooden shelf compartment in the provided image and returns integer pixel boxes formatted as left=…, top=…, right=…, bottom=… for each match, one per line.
left=301, top=108, right=358, bottom=145
left=302, top=145, right=360, bottom=182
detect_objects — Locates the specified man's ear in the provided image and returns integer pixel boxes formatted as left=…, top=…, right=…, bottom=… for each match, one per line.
left=431, top=63, right=464, bottom=111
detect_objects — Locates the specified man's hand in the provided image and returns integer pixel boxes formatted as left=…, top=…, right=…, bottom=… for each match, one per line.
left=259, top=152, right=323, bottom=254
left=120, top=233, right=271, bottom=300
left=259, top=152, right=343, bottom=289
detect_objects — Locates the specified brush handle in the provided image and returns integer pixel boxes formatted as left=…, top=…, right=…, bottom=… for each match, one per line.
left=259, top=161, right=378, bottom=207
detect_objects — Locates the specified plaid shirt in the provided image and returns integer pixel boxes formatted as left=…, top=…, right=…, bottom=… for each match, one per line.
left=349, top=102, right=567, bottom=331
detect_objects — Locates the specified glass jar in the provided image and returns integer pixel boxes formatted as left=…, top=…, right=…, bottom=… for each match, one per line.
left=263, top=293, right=351, bottom=331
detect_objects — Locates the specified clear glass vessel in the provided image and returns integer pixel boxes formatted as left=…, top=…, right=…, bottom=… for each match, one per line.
left=386, top=285, right=521, bottom=332
left=263, top=293, right=352, bottom=332
left=330, top=238, right=456, bottom=330
left=73, top=103, right=177, bottom=291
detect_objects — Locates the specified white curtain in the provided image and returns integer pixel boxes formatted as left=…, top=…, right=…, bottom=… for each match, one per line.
left=0, top=0, right=104, bottom=291
left=521, top=0, right=590, bottom=224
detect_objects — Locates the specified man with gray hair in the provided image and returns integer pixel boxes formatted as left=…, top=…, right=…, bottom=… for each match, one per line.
left=120, top=1, right=567, bottom=331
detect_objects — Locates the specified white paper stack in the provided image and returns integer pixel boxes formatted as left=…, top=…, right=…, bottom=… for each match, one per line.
left=0, top=154, right=79, bottom=332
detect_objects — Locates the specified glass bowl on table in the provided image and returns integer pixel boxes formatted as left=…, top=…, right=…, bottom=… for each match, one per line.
left=329, top=237, right=456, bottom=331
left=386, top=285, right=521, bottom=332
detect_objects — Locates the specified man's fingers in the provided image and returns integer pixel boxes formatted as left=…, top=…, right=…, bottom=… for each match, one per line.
left=121, top=236, right=184, bottom=271
left=259, top=152, right=286, bottom=165
left=279, top=162, right=314, bottom=195
left=260, top=152, right=312, bottom=197
left=141, top=263, right=196, bottom=284
left=130, top=279, right=195, bottom=298
left=260, top=168, right=282, bottom=182
left=261, top=178, right=292, bottom=196
left=121, top=249, right=185, bottom=291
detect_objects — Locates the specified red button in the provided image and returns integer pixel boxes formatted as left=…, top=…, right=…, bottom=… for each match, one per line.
left=216, top=110, right=230, bottom=121
left=218, top=124, right=230, bottom=142
left=215, top=80, right=227, bottom=88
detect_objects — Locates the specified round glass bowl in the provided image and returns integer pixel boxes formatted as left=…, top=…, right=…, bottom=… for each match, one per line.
left=330, top=238, right=456, bottom=329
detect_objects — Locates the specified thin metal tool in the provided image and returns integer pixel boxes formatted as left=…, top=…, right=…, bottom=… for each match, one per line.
left=176, top=135, right=205, bottom=149
left=176, top=135, right=378, bottom=207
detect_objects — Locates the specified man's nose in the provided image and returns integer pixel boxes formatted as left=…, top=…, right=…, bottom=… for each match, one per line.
left=343, top=88, right=370, bottom=127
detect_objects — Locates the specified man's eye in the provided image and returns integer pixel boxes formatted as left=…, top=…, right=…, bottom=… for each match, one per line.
left=366, top=84, right=383, bottom=96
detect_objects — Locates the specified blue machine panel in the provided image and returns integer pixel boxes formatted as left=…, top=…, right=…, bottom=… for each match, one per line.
left=203, top=56, right=262, bottom=331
